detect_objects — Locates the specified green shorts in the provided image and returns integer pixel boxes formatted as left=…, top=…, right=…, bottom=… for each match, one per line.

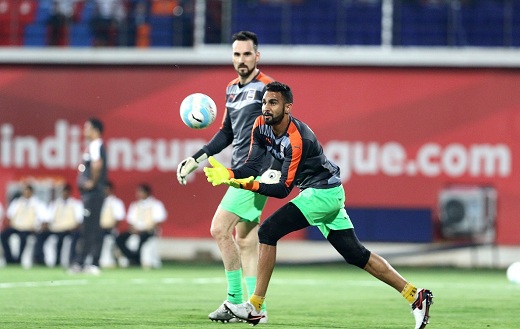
left=290, top=185, right=353, bottom=238
left=220, top=185, right=268, bottom=223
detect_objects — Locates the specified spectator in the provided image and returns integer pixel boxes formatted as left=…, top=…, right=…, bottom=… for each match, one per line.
left=33, top=183, right=83, bottom=267
left=120, top=0, right=150, bottom=47
left=90, top=0, right=126, bottom=46
left=0, top=200, right=4, bottom=229
left=0, top=184, right=49, bottom=265
left=99, top=180, right=125, bottom=267
left=115, top=183, right=166, bottom=267
left=69, top=117, right=108, bottom=275
left=46, top=0, right=83, bottom=46
left=0, top=200, right=4, bottom=259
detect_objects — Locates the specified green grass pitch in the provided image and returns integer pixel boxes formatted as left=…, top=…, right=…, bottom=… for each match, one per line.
left=1, top=262, right=519, bottom=328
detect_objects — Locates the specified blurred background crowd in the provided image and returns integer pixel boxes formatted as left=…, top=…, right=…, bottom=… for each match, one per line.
left=0, top=0, right=519, bottom=48
left=0, top=179, right=167, bottom=271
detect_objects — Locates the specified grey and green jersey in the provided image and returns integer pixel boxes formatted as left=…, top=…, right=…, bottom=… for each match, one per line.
left=198, top=71, right=274, bottom=170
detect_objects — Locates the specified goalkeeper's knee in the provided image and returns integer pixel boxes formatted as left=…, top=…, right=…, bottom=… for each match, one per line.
left=327, top=229, right=371, bottom=269
left=258, top=203, right=308, bottom=246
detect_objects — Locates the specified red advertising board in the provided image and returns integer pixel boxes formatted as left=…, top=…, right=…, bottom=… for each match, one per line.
left=0, top=65, right=518, bottom=244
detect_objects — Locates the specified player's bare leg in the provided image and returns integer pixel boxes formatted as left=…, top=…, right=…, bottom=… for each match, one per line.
left=235, top=221, right=259, bottom=281
left=210, top=207, right=242, bottom=271
left=363, top=252, right=408, bottom=292
left=364, top=253, right=434, bottom=329
left=236, top=223, right=268, bottom=323
left=253, top=243, right=276, bottom=297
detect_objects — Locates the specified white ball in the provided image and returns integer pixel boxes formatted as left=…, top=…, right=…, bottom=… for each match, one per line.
left=506, top=262, right=520, bottom=284
left=180, top=93, right=217, bottom=129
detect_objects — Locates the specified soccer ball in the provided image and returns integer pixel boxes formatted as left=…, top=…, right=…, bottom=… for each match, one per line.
left=180, top=93, right=217, bottom=129
left=506, top=262, right=520, bottom=283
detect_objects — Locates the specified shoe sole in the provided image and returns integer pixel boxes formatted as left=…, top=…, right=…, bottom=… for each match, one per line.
left=209, top=318, right=241, bottom=323
left=223, top=304, right=263, bottom=326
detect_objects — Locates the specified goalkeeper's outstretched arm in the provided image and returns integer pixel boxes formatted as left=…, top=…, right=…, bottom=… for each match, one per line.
left=204, top=156, right=293, bottom=199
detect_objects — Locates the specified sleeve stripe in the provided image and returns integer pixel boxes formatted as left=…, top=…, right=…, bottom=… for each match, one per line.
left=246, top=116, right=263, bottom=162
left=285, top=121, right=302, bottom=188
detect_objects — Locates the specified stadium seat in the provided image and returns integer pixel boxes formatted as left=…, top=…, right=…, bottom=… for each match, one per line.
left=396, top=2, right=449, bottom=46
left=290, top=1, right=338, bottom=45
left=343, top=1, right=381, bottom=46
left=23, top=0, right=48, bottom=46
left=231, top=1, right=283, bottom=45
left=458, top=0, right=506, bottom=47
left=69, top=23, right=91, bottom=47
left=24, top=24, right=46, bottom=46
left=149, top=15, right=174, bottom=47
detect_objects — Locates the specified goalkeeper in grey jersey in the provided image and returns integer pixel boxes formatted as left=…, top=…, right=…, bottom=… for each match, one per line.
left=176, top=31, right=274, bottom=323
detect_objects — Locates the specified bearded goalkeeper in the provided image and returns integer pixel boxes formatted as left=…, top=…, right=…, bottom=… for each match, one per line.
left=176, top=31, right=274, bottom=323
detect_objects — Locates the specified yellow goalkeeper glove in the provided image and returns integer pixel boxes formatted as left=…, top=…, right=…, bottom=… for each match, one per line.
left=225, top=177, right=255, bottom=190
left=203, top=156, right=232, bottom=186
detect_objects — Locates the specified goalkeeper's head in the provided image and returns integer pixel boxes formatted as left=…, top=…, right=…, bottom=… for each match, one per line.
left=262, top=81, right=293, bottom=126
left=266, top=81, right=293, bottom=104
left=232, top=31, right=259, bottom=52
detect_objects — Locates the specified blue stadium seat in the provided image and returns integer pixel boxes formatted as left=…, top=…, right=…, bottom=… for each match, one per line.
left=397, top=2, right=449, bottom=46
left=149, top=15, right=174, bottom=47
left=69, top=24, right=91, bottom=47
left=343, top=1, right=382, bottom=46
left=23, top=0, right=50, bottom=46
left=24, top=24, right=46, bottom=46
left=34, top=0, right=51, bottom=22
left=231, top=1, right=283, bottom=45
left=458, top=0, right=506, bottom=47
left=512, top=2, right=520, bottom=47
left=290, top=1, right=338, bottom=45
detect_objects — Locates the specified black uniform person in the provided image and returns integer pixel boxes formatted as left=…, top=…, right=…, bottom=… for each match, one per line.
left=69, top=118, right=108, bottom=275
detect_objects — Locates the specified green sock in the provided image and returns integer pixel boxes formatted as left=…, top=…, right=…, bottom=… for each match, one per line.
left=245, top=276, right=266, bottom=311
left=225, top=269, right=243, bottom=304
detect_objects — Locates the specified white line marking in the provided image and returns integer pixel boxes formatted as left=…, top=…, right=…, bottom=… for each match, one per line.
left=0, top=279, right=88, bottom=289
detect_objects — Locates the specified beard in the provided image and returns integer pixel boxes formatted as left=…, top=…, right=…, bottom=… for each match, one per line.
left=263, top=112, right=284, bottom=126
left=236, top=65, right=254, bottom=78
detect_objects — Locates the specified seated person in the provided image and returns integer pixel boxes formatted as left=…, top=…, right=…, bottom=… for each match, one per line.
left=1, top=184, right=49, bottom=265
left=99, top=181, right=126, bottom=267
left=115, top=183, right=166, bottom=267
left=34, top=183, right=83, bottom=267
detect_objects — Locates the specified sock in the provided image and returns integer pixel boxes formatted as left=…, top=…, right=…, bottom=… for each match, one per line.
left=249, top=294, right=265, bottom=312
left=225, top=269, right=243, bottom=304
left=245, top=276, right=266, bottom=311
left=401, top=282, right=418, bottom=303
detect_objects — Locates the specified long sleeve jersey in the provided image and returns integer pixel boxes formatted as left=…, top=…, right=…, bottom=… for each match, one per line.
left=197, top=71, right=274, bottom=171
left=232, top=115, right=342, bottom=199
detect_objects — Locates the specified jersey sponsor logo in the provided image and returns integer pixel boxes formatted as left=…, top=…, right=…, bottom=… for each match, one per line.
left=246, top=89, right=256, bottom=101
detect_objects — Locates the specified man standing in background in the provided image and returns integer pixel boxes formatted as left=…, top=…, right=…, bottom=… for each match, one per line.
left=69, top=118, right=107, bottom=275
